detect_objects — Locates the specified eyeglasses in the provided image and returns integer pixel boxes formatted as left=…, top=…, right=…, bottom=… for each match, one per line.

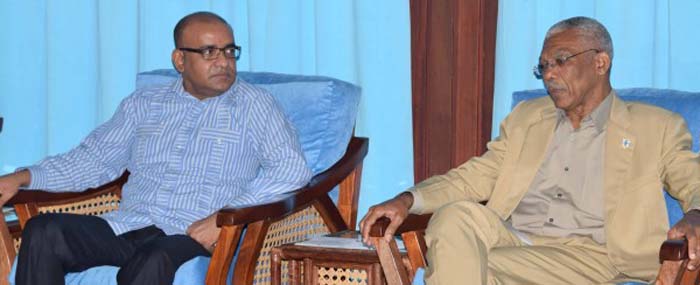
left=533, top=48, right=599, bottom=79
left=179, top=44, right=242, bottom=61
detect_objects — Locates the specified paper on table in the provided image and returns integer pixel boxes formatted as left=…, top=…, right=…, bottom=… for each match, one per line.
left=296, top=234, right=406, bottom=251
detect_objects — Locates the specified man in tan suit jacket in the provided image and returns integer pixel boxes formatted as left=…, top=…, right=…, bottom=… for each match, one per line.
left=360, top=16, right=700, bottom=284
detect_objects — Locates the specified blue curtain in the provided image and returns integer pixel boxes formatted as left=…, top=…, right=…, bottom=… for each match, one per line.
left=0, top=0, right=413, bottom=224
left=494, top=0, right=700, bottom=137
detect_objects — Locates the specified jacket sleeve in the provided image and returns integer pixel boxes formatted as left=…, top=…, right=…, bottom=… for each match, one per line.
left=409, top=103, right=521, bottom=214
left=660, top=113, right=700, bottom=212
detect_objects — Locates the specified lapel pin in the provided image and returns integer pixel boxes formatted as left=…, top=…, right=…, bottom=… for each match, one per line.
left=622, top=138, right=632, bottom=149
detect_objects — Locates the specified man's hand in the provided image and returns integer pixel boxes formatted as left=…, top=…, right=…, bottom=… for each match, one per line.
left=668, top=210, right=700, bottom=270
left=186, top=212, right=221, bottom=253
left=359, top=192, right=413, bottom=245
left=0, top=170, right=30, bottom=207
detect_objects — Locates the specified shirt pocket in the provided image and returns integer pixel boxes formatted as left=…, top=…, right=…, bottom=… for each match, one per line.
left=133, top=123, right=165, bottom=164
left=196, top=127, right=244, bottom=179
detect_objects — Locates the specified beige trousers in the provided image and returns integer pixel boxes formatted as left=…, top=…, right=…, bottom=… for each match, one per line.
left=424, top=201, right=620, bottom=285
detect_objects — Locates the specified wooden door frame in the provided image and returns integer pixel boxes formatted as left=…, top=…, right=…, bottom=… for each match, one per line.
left=410, top=0, right=498, bottom=182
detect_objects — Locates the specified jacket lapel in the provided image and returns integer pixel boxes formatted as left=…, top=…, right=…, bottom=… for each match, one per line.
left=499, top=106, right=558, bottom=217
left=604, top=93, right=636, bottom=220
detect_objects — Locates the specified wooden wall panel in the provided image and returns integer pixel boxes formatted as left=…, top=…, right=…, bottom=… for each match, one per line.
left=411, top=0, right=498, bottom=183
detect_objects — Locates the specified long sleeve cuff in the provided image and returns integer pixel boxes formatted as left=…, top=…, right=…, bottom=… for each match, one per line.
left=408, top=189, right=425, bottom=214
left=17, top=165, right=47, bottom=189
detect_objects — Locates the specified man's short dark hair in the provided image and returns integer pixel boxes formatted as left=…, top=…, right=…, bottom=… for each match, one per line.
left=173, top=11, right=232, bottom=47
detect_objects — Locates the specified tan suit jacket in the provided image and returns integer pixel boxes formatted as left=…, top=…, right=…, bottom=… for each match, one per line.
left=410, top=92, right=700, bottom=280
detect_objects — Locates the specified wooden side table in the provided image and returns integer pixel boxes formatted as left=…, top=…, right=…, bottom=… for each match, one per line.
left=270, top=231, right=409, bottom=285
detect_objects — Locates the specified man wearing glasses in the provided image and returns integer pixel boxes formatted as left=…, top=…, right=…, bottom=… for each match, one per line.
left=360, top=16, right=700, bottom=284
left=0, top=11, right=312, bottom=284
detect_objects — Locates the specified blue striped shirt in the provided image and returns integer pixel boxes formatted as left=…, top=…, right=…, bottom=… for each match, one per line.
left=25, top=77, right=313, bottom=235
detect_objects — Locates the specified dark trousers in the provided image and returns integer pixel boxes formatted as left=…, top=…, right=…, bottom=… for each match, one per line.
left=15, top=213, right=210, bottom=285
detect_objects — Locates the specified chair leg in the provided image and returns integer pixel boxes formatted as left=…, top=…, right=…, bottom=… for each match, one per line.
left=205, top=225, right=243, bottom=285
left=0, top=213, right=15, bottom=285
left=338, top=163, right=363, bottom=230
left=270, top=249, right=282, bottom=285
left=373, top=237, right=411, bottom=285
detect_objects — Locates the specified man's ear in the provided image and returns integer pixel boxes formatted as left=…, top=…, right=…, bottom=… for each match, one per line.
left=172, top=49, right=185, bottom=73
left=595, top=52, right=611, bottom=75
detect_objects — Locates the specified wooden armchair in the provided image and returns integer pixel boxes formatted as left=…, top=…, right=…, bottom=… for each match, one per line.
left=0, top=136, right=368, bottom=285
left=369, top=215, right=699, bottom=285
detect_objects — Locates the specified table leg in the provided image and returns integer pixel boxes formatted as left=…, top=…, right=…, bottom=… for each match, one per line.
left=289, top=260, right=301, bottom=285
left=270, top=250, right=282, bottom=285
left=370, top=263, right=385, bottom=285
left=304, top=258, right=315, bottom=284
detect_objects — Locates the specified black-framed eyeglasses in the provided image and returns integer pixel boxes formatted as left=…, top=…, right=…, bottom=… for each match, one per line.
left=533, top=48, right=599, bottom=79
left=179, top=44, right=242, bottom=61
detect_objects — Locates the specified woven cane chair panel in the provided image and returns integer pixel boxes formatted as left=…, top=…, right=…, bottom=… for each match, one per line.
left=317, top=266, right=368, bottom=285
left=37, top=192, right=120, bottom=216
left=254, top=205, right=331, bottom=284
left=11, top=193, right=120, bottom=255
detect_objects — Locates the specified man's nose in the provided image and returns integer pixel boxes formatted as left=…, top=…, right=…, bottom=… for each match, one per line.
left=212, top=52, right=231, bottom=67
left=541, top=65, right=557, bottom=81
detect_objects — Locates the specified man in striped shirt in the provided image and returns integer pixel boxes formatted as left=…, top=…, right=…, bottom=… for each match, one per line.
left=0, top=11, right=312, bottom=285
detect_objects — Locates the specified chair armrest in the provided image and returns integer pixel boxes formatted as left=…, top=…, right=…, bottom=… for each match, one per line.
left=208, top=137, right=368, bottom=285
left=657, top=239, right=700, bottom=285
left=660, top=239, right=688, bottom=262
left=368, top=214, right=432, bottom=238
left=6, top=172, right=128, bottom=206
left=216, top=137, right=369, bottom=228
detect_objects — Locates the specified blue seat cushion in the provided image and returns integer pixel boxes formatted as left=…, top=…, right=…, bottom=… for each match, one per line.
left=9, top=255, right=232, bottom=285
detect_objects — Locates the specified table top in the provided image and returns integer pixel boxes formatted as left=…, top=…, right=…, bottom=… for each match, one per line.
left=271, top=230, right=406, bottom=263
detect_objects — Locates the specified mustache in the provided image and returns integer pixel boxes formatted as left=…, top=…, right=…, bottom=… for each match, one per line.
left=210, top=69, right=234, bottom=77
left=544, top=81, right=566, bottom=92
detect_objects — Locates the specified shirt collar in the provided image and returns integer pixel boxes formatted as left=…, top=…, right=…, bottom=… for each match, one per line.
left=169, top=76, right=240, bottom=103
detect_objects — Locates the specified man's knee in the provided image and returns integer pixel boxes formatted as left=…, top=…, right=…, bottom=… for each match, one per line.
left=22, top=214, right=65, bottom=242
left=426, top=200, right=486, bottom=237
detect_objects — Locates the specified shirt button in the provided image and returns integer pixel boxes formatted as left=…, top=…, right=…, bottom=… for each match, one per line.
left=216, top=138, right=222, bottom=144
left=564, top=167, right=569, bottom=172
left=548, top=218, right=554, bottom=223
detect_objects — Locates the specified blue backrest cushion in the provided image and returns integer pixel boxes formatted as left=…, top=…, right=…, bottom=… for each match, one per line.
left=136, top=69, right=361, bottom=175
left=512, top=88, right=700, bottom=226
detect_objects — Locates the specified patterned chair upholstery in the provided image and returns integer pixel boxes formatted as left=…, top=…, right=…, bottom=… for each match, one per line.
left=0, top=70, right=368, bottom=285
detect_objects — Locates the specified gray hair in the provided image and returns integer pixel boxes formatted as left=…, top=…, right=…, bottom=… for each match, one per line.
left=545, top=16, right=614, bottom=60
